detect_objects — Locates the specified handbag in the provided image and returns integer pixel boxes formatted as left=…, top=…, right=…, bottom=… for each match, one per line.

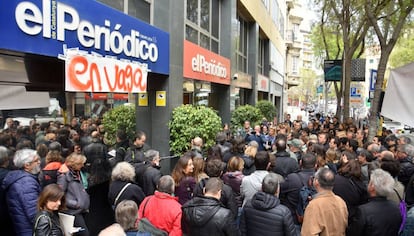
left=138, top=197, right=168, bottom=236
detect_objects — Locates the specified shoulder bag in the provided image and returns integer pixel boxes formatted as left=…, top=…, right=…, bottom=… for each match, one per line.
left=138, top=197, right=168, bottom=236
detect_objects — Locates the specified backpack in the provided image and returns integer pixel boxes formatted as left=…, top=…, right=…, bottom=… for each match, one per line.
left=296, top=173, right=317, bottom=223
left=40, top=162, right=62, bottom=188
left=394, top=189, right=407, bottom=234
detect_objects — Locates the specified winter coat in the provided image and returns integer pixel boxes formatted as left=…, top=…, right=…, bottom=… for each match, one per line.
left=0, top=167, right=14, bottom=235
left=240, top=191, right=297, bottom=236
left=222, top=171, right=244, bottom=207
left=241, top=155, right=256, bottom=176
left=57, top=168, right=90, bottom=215
left=175, top=176, right=196, bottom=205
left=138, top=191, right=182, bottom=236
left=86, top=180, right=115, bottom=236
left=182, top=196, right=240, bottom=236
left=135, top=163, right=162, bottom=196
left=193, top=177, right=238, bottom=218
left=333, top=175, right=368, bottom=223
left=347, top=196, right=401, bottom=236
left=108, top=180, right=145, bottom=208
left=399, top=157, right=414, bottom=187
left=83, top=139, right=108, bottom=170
left=33, top=210, right=64, bottom=236
left=124, top=144, right=149, bottom=164
left=272, top=151, right=299, bottom=178
left=279, top=169, right=315, bottom=225
left=2, top=170, right=41, bottom=236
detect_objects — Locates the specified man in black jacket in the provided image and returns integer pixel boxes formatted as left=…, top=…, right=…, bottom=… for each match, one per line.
left=240, top=173, right=297, bottom=236
left=135, top=149, right=162, bottom=196
left=272, top=138, right=299, bottom=177
left=83, top=131, right=108, bottom=172
left=348, top=168, right=402, bottom=236
left=193, top=159, right=238, bottom=219
left=182, top=177, right=240, bottom=236
left=124, top=130, right=149, bottom=164
left=280, top=153, right=316, bottom=227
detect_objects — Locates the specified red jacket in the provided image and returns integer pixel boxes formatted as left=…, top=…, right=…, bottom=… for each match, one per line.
left=138, top=191, right=182, bottom=236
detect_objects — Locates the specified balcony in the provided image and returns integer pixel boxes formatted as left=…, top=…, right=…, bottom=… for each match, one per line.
left=286, top=30, right=302, bottom=51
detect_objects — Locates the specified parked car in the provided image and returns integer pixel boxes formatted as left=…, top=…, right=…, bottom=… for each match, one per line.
left=382, top=118, right=412, bottom=134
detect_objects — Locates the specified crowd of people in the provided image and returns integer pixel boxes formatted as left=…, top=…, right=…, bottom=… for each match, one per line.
left=0, top=113, right=414, bottom=236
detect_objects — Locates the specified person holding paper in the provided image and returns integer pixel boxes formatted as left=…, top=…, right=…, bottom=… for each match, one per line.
left=58, top=153, right=90, bottom=236
left=33, top=184, right=65, bottom=236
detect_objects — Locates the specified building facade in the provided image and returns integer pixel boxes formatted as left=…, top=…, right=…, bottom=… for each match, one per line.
left=0, top=0, right=306, bottom=160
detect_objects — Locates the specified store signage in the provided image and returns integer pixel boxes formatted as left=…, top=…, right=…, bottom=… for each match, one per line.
left=0, top=0, right=169, bottom=75
left=64, top=49, right=148, bottom=93
left=183, top=40, right=230, bottom=85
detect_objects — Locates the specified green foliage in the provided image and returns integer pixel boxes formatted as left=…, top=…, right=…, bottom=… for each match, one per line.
left=230, top=104, right=262, bottom=132
left=389, top=32, right=414, bottom=68
left=168, top=104, right=222, bottom=156
left=256, top=100, right=277, bottom=122
left=102, top=104, right=136, bottom=147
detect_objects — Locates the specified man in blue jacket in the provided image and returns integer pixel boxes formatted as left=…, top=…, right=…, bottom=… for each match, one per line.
left=2, top=149, right=41, bottom=236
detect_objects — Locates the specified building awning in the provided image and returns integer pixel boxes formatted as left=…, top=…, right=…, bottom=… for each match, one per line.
left=0, top=85, right=50, bottom=110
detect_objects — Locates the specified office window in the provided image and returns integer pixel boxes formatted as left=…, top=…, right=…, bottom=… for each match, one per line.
left=258, top=38, right=266, bottom=74
left=97, top=0, right=150, bottom=23
left=236, top=15, right=248, bottom=72
left=292, top=56, right=299, bottom=74
left=185, top=0, right=220, bottom=53
left=128, top=0, right=150, bottom=23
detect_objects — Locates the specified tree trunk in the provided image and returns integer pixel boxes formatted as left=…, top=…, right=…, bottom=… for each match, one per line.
left=368, top=50, right=391, bottom=140
left=342, top=56, right=352, bottom=120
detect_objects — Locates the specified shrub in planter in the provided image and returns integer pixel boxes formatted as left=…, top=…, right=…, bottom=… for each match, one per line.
left=230, top=104, right=262, bottom=135
left=256, top=100, right=277, bottom=122
left=168, top=104, right=222, bottom=156
left=102, top=104, right=136, bottom=147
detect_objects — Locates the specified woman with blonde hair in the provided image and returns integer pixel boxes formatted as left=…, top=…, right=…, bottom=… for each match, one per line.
left=33, top=184, right=66, bottom=236
left=171, top=152, right=196, bottom=205
left=57, top=153, right=90, bottom=236
left=242, top=141, right=258, bottom=175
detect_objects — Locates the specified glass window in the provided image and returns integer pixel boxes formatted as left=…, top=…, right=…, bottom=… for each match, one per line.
left=236, top=15, right=248, bottom=73
left=258, top=38, right=265, bottom=74
left=211, top=40, right=219, bottom=53
left=200, top=0, right=210, bottom=31
left=128, top=0, right=150, bottom=23
left=211, top=0, right=219, bottom=38
left=186, top=25, right=198, bottom=44
left=200, top=33, right=210, bottom=49
left=185, top=0, right=219, bottom=52
left=97, top=0, right=123, bottom=11
left=292, top=56, right=299, bottom=74
left=187, top=0, right=198, bottom=23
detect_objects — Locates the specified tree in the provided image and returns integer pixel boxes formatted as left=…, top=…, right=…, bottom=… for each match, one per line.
left=168, top=104, right=222, bottom=156
left=288, top=68, right=318, bottom=107
left=102, top=104, right=136, bottom=146
left=365, top=0, right=414, bottom=140
left=389, top=26, right=414, bottom=68
left=256, top=100, right=277, bottom=122
left=312, top=0, right=369, bottom=118
left=230, top=105, right=262, bottom=136
left=326, top=0, right=370, bottom=119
